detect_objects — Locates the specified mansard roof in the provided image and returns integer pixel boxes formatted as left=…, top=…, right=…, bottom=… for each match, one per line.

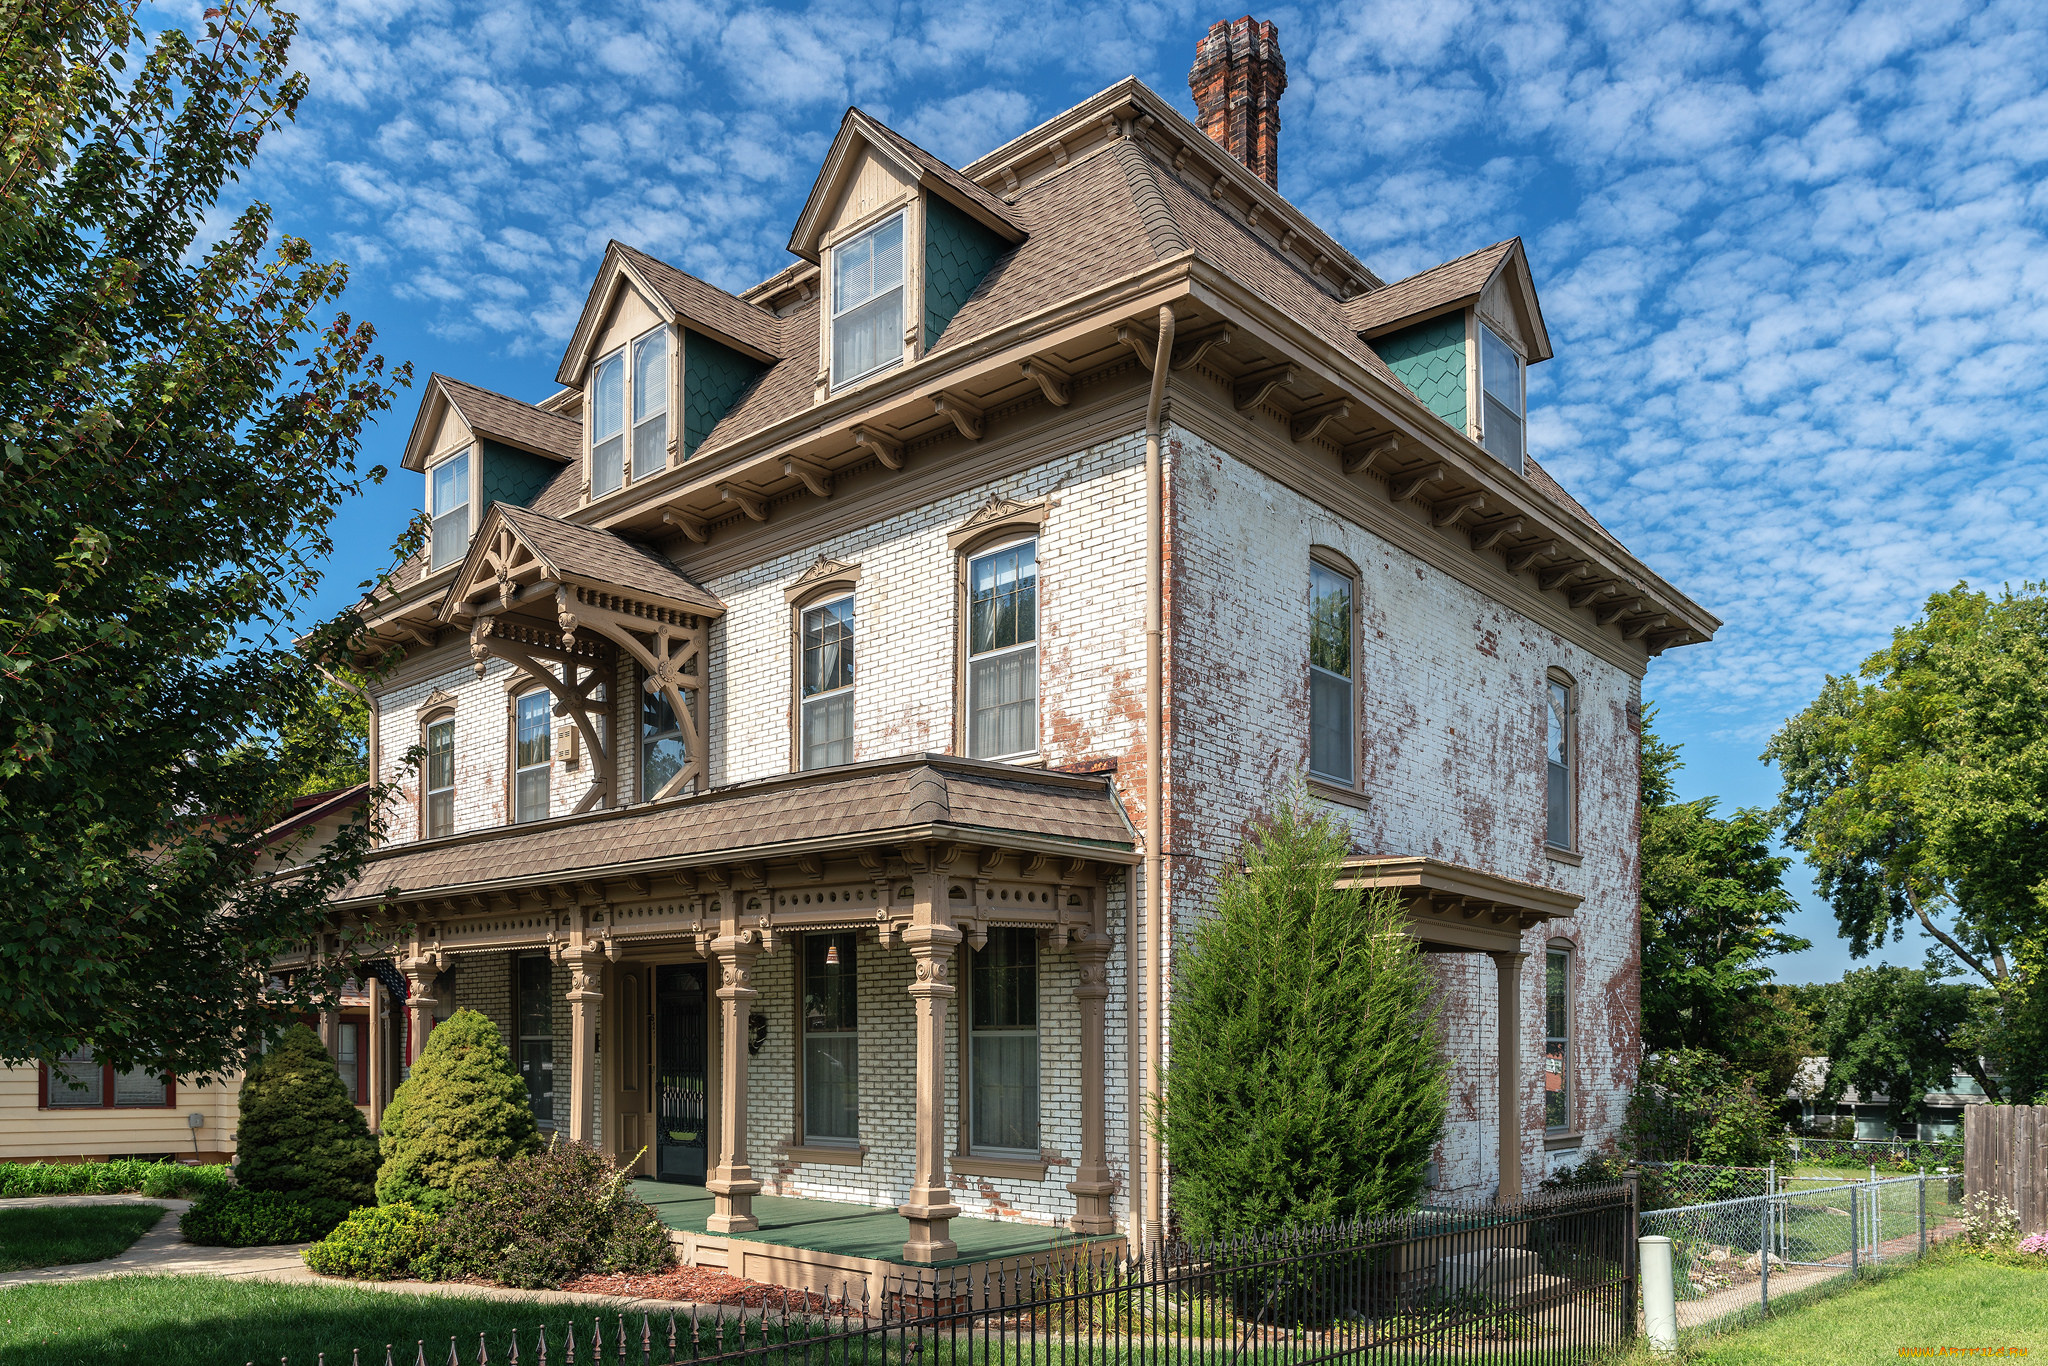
left=555, top=241, right=784, bottom=387
left=439, top=502, right=725, bottom=623
left=787, top=108, right=1027, bottom=264
left=401, top=373, right=581, bottom=473
left=334, top=755, right=1137, bottom=906
left=1345, top=238, right=1553, bottom=362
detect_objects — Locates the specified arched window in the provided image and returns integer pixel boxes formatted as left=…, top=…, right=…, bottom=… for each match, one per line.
left=1545, top=670, right=1576, bottom=849
left=1544, top=942, right=1574, bottom=1132
left=422, top=710, right=455, bottom=839
left=1309, top=551, right=1359, bottom=787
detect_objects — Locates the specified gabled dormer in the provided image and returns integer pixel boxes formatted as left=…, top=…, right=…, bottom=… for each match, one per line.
left=554, top=244, right=781, bottom=507
left=787, top=110, right=1027, bottom=397
left=400, top=374, right=580, bottom=572
left=1347, top=239, right=1552, bottom=475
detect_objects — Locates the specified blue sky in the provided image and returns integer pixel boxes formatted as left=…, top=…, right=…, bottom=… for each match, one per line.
left=205, top=0, right=2047, bottom=983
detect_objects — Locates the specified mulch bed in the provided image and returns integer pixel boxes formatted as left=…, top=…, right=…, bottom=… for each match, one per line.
left=559, top=1265, right=851, bottom=1312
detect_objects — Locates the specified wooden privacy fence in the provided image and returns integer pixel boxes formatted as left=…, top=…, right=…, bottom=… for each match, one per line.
left=1964, top=1104, right=2048, bottom=1233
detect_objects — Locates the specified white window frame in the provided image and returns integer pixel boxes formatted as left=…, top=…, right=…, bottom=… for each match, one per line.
left=799, top=593, right=856, bottom=770
left=428, top=448, right=473, bottom=570
left=513, top=688, right=552, bottom=824
left=1479, top=323, right=1526, bottom=472
left=1308, top=556, right=1357, bottom=787
left=423, top=711, right=456, bottom=839
left=1545, top=672, right=1575, bottom=850
left=588, top=324, right=670, bottom=500
left=829, top=210, right=907, bottom=390
left=964, top=535, right=1039, bottom=761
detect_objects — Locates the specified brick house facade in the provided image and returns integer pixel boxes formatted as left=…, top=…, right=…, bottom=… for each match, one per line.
left=318, top=23, right=1716, bottom=1274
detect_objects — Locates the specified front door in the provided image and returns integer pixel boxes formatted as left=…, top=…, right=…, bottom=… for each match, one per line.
left=654, top=962, right=709, bottom=1184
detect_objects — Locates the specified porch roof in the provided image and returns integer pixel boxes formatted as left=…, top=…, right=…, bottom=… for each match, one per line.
left=339, top=754, right=1136, bottom=906
left=1337, top=853, right=1581, bottom=955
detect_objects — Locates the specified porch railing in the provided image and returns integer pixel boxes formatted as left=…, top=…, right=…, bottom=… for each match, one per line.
left=266, top=1184, right=1635, bottom=1366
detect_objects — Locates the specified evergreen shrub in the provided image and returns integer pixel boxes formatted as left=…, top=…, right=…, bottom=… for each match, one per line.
left=376, top=1008, right=540, bottom=1211
left=423, top=1142, right=671, bottom=1289
left=1159, top=792, right=1451, bottom=1242
left=1624, top=1049, right=1789, bottom=1167
left=303, top=1203, right=433, bottom=1279
left=235, top=1023, right=378, bottom=1205
left=181, top=1189, right=350, bottom=1245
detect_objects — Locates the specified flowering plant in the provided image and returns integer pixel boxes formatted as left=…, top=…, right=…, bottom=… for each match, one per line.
left=2019, top=1233, right=2048, bottom=1257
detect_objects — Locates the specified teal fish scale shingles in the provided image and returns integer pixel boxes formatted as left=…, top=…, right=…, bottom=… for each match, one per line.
left=683, top=330, right=766, bottom=457
left=479, top=440, right=558, bottom=512
left=923, top=196, right=1009, bottom=350
left=1372, top=314, right=1468, bottom=430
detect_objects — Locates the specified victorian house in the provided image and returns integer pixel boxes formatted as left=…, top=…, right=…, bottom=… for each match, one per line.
left=320, top=17, right=1717, bottom=1284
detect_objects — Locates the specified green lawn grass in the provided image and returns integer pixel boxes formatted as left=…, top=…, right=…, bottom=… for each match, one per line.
left=1612, top=1252, right=2047, bottom=1364
left=0, top=1205, right=167, bottom=1273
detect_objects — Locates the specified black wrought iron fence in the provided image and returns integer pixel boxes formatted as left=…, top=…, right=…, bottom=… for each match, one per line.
left=267, top=1185, right=1634, bottom=1366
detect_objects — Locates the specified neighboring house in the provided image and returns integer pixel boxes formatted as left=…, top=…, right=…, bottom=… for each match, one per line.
left=1788, top=1057, right=1990, bottom=1141
left=313, top=18, right=1716, bottom=1271
left=1, top=785, right=370, bottom=1165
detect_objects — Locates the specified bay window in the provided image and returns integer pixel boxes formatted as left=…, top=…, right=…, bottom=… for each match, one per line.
left=966, top=539, right=1038, bottom=760
left=1481, top=325, right=1525, bottom=471
left=800, top=595, right=855, bottom=769
left=429, top=450, right=471, bottom=569
left=831, top=213, right=905, bottom=386
left=514, top=689, right=551, bottom=823
left=801, top=933, right=859, bottom=1143
left=969, top=928, right=1039, bottom=1155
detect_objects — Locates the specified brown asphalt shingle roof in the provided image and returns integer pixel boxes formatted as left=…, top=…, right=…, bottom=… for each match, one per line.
left=433, top=374, right=582, bottom=463
left=853, top=112, right=1026, bottom=242
left=1345, top=241, right=1516, bottom=336
left=492, top=505, right=725, bottom=614
left=615, top=243, right=785, bottom=360
left=340, top=757, right=1134, bottom=901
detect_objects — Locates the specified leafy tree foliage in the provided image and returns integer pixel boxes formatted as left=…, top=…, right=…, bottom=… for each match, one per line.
left=1160, top=793, right=1449, bottom=1237
left=1624, top=1048, right=1787, bottom=1167
left=234, top=1022, right=377, bottom=1205
left=0, top=0, right=409, bottom=1076
left=1802, top=967, right=1993, bottom=1123
left=1637, top=710, right=1810, bottom=1093
left=1766, top=582, right=2048, bottom=1100
left=376, top=1010, right=540, bottom=1212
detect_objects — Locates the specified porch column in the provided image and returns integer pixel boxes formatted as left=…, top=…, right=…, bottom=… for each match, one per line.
left=564, top=946, right=604, bottom=1144
left=901, top=921, right=963, bottom=1263
left=366, top=976, right=386, bottom=1131
left=318, top=1004, right=342, bottom=1059
left=1490, top=950, right=1528, bottom=1203
left=706, top=934, right=762, bottom=1233
left=1067, top=931, right=1116, bottom=1235
left=399, top=955, right=443, bottom=1067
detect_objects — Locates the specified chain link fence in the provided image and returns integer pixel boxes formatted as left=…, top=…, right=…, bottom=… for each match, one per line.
left=1638, top=1172, right=1964, bottom=1330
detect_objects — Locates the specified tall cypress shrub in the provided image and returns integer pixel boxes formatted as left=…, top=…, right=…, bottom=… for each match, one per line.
left=1160, top=794, right=1451, bottom=1239
left=377, top=1008, right=540, bottom=1211
left=234, top=1022, right=378, bottom=1205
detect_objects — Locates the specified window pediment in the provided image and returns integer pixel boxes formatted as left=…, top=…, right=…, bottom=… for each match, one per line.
left=784, top=555, right=862, bottom=603
left=947, top=494, right=1049, bottom=552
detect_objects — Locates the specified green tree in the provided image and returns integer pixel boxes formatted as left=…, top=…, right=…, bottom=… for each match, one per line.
left=1160, top=793, right=1450, bottom=1238
left=1805, top=966, right=1989, bottom=1124
left=0, top=0, right=410, bottom=1078
left=1765, top=582, right=2048, bottom=1100
left=1637, top=710, right=1810, bottom=1093
left=233, top=1023, right=377, bottom=1205
left=1624, top=1048, right=1787, bottom=1167
left=376, top=1009, right=540, bottom=1212
left=272, top=674, right=370, bottom=798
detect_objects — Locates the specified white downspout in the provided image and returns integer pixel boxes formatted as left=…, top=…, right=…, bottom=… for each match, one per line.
left=1140, top=304, right=1174, bottom=1253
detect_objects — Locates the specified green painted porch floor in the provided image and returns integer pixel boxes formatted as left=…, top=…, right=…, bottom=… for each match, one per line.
left=631, top=1181, right=1115, bottom=1268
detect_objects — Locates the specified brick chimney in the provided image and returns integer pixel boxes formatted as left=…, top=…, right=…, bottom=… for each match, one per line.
left=1188, top=16, right=1286, bottom=190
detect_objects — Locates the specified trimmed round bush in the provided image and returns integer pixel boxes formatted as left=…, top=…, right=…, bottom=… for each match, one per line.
left=304, top=1203, right=433, bottom=1279
left=376, top=1009, right=539, bottom=1212
left=423, top=1142, right=672, bottom=1289
left=181, top=1189, right=351, bottom=1246
left=236, top=1023, right=378, bottom=1205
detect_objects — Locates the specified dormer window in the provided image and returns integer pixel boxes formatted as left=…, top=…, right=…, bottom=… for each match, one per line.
left=429, top=449, right=471, bottom=569
left=590, top=326, right=669, bottom=499
left=831, top=212, right=904, bottom=387
left=1480, top=324, right=1525, bottom=470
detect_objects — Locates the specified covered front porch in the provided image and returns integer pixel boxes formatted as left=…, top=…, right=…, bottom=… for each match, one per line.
left=328, top=754, right=1139, bottom=1272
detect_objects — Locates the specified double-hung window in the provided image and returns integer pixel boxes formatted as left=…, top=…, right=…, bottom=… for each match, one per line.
left=1545, top=676, right=1574, bottom=849
left=43, top=1049, right=171, bottom=1108
left=424, top=715, right=455, bottom=839
left=514, top=690, right=551, bottom=823
left=802, top=933, right=859, bottom=1143
left=592, top=328, right=671, bottom=497
left=801, top=596, right=855, bottom=769
left=429, top=450, right=471, bottom=569
left=1309, top=562, right=1355, bottom=784
left=1480, top=325, right=1525, bottom=471
left=831, top=213, right=904, bottom=386
left=1545, top=947, right=1571, bottom=1130
left=641, top=689, right=688, bottom=801
left=969, top=928, right=1039, bottom=1155
left=967, top=539, right=1038, bottom=759
left=516, top=955, right=554, bottom=1128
